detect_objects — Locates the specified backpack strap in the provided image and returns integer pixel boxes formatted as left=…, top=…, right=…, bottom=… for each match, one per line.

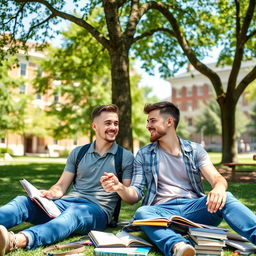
left=75, top=143, right=124, bottom=227
left=109, top=145, right=123, bottom=228
left=75, top=143, right=91, bottom=170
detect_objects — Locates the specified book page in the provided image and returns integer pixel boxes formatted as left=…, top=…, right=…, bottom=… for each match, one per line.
left=116, top=231, right=152, bottom=247
left=89, top=231, right=126, bottom=247
left=20, top=179, right=61, bottom=218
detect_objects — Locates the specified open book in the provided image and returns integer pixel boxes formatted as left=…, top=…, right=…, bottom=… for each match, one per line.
left=88, top=230, right=152, bottom=248
left=20, top=178, right=61, bottom=218
left=132, top=215, right=226, bottom=230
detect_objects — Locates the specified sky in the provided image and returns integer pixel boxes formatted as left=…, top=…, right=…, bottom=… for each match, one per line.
left=134, top=62, right=171, bottom=100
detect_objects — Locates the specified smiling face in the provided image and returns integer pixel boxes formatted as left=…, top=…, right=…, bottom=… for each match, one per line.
left=146, top=109, right=168, bottom=142
left=92, top=111, right=119, bottom=143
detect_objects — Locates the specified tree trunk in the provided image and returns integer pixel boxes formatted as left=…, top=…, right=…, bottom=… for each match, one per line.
left=220, top=99, right=238, bottom=163
left=109, top=46, right=133, bottom=151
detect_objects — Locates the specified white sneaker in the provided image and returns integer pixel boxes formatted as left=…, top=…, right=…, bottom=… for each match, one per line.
left=173, top=242, right=195, bottom=256
left=0, top=225, right=17, bottom=256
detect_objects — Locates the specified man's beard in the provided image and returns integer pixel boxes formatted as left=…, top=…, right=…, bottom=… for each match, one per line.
left=149, top=130, right=166, bottom=142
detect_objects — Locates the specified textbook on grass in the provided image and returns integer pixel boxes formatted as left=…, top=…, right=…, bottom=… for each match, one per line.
left=20, top=178, right=61, bottom=218
left=88, top=230, right=152, bottom=248
left=94, top=247, right=151, bottom=256
left=132, top=215, right=226, bottom=230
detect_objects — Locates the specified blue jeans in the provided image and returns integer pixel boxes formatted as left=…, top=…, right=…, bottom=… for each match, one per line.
left=134, top=192, right=256, bottom=256
left=0, top=196, right=108, bottom=249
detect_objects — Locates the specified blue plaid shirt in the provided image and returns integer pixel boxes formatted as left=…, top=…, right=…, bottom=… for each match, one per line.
left=130, top=137, right=206, bottom=205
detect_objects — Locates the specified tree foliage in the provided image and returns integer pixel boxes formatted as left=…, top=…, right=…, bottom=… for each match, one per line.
left=0, top=58, right=28, bottom=138
left=34, top=23, right=111, bottom=141
left=34, top=23, right=157, bottom=145
left=247, top=104, right=256, bottom=137
left=133, top=0, right=256, bottom=162
left=0, top=0, right=255, bottom=160
left=195, top=100, right=249, bottom=139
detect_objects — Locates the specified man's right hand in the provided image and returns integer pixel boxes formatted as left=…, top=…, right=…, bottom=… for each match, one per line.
left=100, top=172, right=121, bottom=192
left=40, top=189, right=62, bottom=200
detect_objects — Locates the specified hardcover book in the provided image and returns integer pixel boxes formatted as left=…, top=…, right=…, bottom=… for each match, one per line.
left=188, top=227, right=227, bottom=240
left=94, top=247, right=151, bottom=256
left=225, top=239, right=256, bottom=252
left=189, top=235, right=225, bottom=247
left=132, top=215, right=227, bottom=231
left=20, top=178, right=61, bottom=218
left=88, top=230, right=152, bottom=248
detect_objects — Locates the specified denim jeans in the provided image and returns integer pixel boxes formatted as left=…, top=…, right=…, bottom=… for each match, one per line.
left=0, top=196, right=108, bottom=249
left=134, top=192, right=256, bottom=256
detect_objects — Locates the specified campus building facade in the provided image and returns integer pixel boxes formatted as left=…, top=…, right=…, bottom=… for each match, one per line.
left=1, top=47, right=89, bottom=157
left=169, top=61, right=255, bottom=152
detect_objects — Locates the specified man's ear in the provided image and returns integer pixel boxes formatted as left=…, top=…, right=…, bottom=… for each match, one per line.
left=167, top=117, right=173, bottom=127
left=92, top=122, right=97, bottom=131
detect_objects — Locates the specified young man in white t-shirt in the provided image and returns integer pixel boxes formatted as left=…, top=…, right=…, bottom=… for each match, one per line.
left=101, top=101, right=256, bottom=256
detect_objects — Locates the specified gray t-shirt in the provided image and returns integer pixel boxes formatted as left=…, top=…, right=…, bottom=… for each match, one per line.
left=63, top=141, right=134, bottom=222
left=153, top=146, right=211, bottom=205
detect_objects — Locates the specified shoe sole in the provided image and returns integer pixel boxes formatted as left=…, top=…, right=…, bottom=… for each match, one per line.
left=0, top=225, right=8, bottom=256
left=182, top=247, right=195, bottom=256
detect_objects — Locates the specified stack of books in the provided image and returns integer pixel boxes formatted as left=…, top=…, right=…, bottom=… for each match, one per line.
left=225, top=233, right=256, bottom=255
left=88, top=230, right=152, bottom=256
left=188, top=227, right=228, bottom=255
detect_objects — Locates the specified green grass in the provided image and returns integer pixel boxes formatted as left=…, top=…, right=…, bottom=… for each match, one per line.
left=209, top=152, right=256, bottom=172
left=0, top=158, right=255, bottom=256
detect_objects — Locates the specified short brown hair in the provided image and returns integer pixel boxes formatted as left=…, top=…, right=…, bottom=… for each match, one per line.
left=144, top=101, right=180, bottom=129
left=91, top=104, right=119, bottom=120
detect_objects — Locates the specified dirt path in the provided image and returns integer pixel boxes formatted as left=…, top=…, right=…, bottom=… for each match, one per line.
left=218, top=168, right=256, bottom=183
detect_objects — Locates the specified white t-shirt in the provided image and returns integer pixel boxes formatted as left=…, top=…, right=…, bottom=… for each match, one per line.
left=153, top=146, right=211, bottom=205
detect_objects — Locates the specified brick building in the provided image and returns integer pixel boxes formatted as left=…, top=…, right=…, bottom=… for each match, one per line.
left=169, top=61, right=255, bottom=152
left=0, top=46, right=89, bottom=157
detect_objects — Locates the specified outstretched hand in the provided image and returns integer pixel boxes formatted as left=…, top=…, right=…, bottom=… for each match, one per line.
left=100, top=172, right=120, bottom=192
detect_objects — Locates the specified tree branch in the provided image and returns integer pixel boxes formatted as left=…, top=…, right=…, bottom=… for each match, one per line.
left=148, top=1, right=224, bottom=97
left=245, top=29, right=256, bottom=42
left=240, top=0, right=256, bottom=45
left=14, top=0, right=110, bottom=50
left=227, top=0, right=255, bottom=93
left=234, top=0, right=241, bottom=39
left=235, top=65, right=256, bottom=100
left=26, top=14, right=56, bottom=39
left=133, top=27, right=174, bottom=43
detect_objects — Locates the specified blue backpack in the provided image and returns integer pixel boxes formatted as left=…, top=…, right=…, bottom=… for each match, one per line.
left=75, top=143, right=123, bottom=227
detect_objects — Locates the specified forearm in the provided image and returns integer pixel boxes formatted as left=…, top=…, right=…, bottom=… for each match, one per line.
left=116, top=184, right=139, bottom=205
left=212, top=176, right=228, bottom=191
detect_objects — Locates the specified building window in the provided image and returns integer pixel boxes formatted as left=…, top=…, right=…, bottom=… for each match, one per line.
left=36, top=94, right=42, bottom=100
left=187, top=88, right=192, bottom=97
left=0, top=138, right=5, bottom=143
left=208, top=85, right=212, bottom=95
left=19, top=84, right=26, bottom=94
left=73, top=139, right=78, bottom=146
left=20, top=63, right=27, bottom=76
left=198, top=86, right=203, bottom=96
left=53, top=139, right=58, bottom=145
left=186, top=101, right=192, bottom=111
left=176, top=88, right=182, bottom=98
left=54, top=94, right=59, bottom=102
left=188, top=118, right=193, bottom=126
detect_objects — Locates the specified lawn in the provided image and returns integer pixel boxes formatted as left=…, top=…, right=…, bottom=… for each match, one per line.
left=209, top=152, right=256, bottom=172
left=0, top=157, right=255, bottom=256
